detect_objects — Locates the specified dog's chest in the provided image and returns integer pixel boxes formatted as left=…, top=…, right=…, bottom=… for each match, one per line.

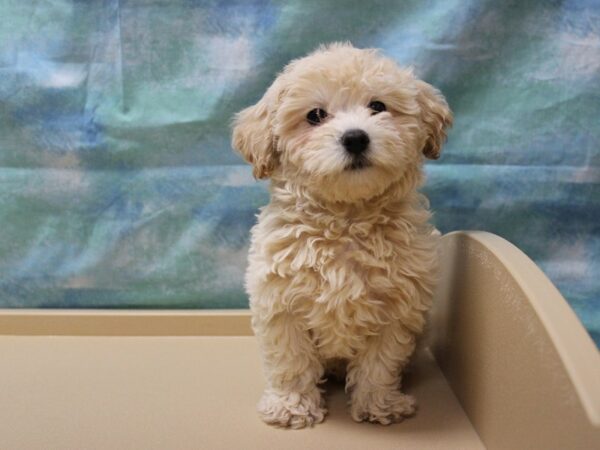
left=252, top=201, right=435, bottom=358
left=274, top=220, right=407, bottom=358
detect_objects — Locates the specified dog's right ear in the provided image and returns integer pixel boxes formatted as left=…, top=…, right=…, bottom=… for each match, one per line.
left=232, top=81, right=282, bottom=179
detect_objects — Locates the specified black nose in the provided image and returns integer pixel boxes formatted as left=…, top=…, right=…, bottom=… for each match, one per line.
left=341, top=129, right=370, bottom=155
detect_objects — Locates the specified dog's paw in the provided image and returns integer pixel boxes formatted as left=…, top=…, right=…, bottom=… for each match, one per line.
left=350, top=390, right=416, bottom=425
left=257, top=389, right=327, bottom=429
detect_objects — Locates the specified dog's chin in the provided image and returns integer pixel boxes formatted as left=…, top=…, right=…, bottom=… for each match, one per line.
left=344, top=157, right=372, bottom=171
left=310, top=164, right=397, bottom=204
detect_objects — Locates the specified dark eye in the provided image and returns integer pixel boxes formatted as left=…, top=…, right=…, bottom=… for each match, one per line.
left=368, top=100, right=386, bottom=114
left=307, top=108, right=328, bottom=125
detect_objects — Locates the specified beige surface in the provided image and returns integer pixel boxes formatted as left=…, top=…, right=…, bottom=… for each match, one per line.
left=2, top=231, right=599, bottom=449
left=0, top=336, right=483, bottom=450
left=0, top=309, right=253, bottom=336
left=431, top=231, right=600, bottom=450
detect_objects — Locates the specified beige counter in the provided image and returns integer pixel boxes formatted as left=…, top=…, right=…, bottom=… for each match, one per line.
left=0, top=231, right=598, bottom=449
left=0, top=336, right=482, bottom=450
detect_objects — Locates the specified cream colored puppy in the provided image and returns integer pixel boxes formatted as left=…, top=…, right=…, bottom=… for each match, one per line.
left=232, top=43, right=452, bottom=428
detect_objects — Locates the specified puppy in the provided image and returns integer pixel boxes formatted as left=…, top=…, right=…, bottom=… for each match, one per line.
left=232, top=43, right=452, bottom=428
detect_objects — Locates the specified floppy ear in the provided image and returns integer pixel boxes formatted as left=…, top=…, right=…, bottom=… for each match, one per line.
left=415, top=80, right=453, bottom=160
left=231, top=81, right=282, bottom=179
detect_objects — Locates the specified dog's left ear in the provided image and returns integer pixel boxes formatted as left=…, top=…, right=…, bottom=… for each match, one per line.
left=415, top=80, right=453, bottom=160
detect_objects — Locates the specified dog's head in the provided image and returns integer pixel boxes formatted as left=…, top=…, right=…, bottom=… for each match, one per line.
left=232, top=43, right=452, bottom=202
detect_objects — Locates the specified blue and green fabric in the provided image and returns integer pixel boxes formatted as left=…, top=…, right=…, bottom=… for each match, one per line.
left=0, top=0, right=598, bottom=345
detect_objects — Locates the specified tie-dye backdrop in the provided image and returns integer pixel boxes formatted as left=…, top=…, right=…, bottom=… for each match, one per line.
left=1, top=1, right=598, bottom=344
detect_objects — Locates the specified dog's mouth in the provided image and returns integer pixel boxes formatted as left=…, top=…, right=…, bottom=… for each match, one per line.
left=345, top=157, right=372, bottom=171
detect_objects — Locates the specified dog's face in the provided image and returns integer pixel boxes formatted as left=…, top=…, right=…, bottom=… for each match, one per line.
left=232, top=43, right=452, bottom=202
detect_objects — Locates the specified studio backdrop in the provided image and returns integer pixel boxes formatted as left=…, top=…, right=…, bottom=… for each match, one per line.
left=0, top=0, right=598, bottom=344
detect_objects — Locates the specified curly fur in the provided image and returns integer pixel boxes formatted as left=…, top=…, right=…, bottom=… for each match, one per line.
left=232, top=43, right=452, bottom=428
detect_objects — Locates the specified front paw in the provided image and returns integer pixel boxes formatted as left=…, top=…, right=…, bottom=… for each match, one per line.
left=351, top=390, right=416, bottom=425
left=257, top=389, right=327, bottom=429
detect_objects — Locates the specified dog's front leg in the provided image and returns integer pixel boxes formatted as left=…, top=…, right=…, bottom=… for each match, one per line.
left=254, top=312, right=326, bottom=428
left=346, top=324, right=417, bottom=425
